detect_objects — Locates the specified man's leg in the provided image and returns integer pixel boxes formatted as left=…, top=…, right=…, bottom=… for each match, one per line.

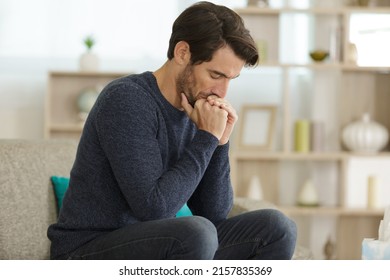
left=214, top=209, right=297, bottom=260
left=66, top=216, right=218, bottom=260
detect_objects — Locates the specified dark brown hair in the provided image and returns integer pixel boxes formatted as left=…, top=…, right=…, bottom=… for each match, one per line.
left=167, top=1, right=258, bottom=67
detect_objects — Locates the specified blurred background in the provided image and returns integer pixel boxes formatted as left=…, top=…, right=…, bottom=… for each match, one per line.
left=0, top=0, right=248, bottom=138
left=1, top=0, right=390, bottom=260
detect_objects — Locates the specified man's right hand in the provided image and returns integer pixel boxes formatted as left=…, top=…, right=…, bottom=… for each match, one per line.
left=181, top=93, right=227, bottom=141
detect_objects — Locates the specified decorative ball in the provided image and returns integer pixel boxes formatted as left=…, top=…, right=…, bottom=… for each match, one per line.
left=77, top=88, right=99, bottom=115
left=342, top=113, right=389, bottom=154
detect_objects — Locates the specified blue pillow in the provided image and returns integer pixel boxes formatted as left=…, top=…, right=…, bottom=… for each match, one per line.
left=176, top=203, right=193, bottom=217
left=50, top=176, right=193, bottom=217
left=50, top=176, right=70, bottom=210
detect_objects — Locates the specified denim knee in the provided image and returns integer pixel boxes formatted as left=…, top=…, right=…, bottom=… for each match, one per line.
left=175, top=216, right=219, bottom=259
left=268, top=209, right=297, bottom=254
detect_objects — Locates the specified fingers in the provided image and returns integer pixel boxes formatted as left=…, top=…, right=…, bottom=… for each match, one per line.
left=207, top=95, right=229, bottom=109
left=206, top=96, right=238, bottom=122
left=181, top=93, right=193, bottom=116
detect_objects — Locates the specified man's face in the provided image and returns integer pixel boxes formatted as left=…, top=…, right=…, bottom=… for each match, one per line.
left=176, top=45, right=245, bottom=107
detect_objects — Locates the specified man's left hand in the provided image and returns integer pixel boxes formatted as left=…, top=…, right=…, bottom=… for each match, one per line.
left=206, top=96, right=238, bottom=145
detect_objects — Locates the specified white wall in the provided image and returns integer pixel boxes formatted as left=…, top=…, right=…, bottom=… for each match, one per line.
left=0, top=0, right=252, bottom=139
left=0, top=0, right=179, bottom=138
left=0, top=1, right=170, bottom=138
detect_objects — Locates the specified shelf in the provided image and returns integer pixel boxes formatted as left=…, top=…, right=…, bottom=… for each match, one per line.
left=251, top=63, right=390, bottom=72
left=280, top=206, right=384, bottom=217
left=49, top=123, right=84, bottom=132
left=341, top=65, right=390, bottom=73
left=230, top=151, right=390, bottom=161
left=49, top=71, right=128, bottom=78
left=234, top=4, right=390, bottom=260
left=346, top=7, right=390, bottom=14
left=258, top=62, right=343, bottom=69
left=236, top=6, right=390, bottom=15
left=231, top=151, right=344, bottom=160
left=236, top=7, right=343, bottom=15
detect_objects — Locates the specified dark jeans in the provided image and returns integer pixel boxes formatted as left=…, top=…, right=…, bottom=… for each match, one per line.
left=65, top=209, right=297, bottom=260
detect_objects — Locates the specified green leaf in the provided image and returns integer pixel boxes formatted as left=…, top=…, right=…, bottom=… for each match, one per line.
left=83, top=35, right=95, bottom=50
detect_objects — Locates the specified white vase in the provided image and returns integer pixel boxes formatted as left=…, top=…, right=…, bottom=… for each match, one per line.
left=247, top=175, right=264, bottom=201
left=342, top=113, right=389, bottom=154
left=346, top=43, right=358, bottom=64
left=297, top=179, right=319, bottom=207
left=79, top=51, right=99, bottom=71
left=247, top=0, right=269, bottom=7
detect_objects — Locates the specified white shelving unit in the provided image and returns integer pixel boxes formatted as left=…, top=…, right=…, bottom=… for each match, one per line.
left=233, top=2, right=390, bottom=259
left=45, top=71, right=127, bottom=139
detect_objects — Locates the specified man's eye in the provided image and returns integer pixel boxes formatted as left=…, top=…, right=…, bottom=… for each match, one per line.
left=211, top=73, right=222, bottom=79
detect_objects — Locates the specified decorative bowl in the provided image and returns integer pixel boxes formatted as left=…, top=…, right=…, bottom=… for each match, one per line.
left=309, top=50, right=329, bottom=62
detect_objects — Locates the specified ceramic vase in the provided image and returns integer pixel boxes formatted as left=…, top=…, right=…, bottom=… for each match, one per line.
left=297, top=179, right=319, bottom=207
left=346, top=43, right=358, bottom=64
left=342, top=113, right=389, bottom=154
left=79, top=51, right=99, bottom=72
left=247, top=175, right=264, bottom=201
left=323, top=236, right=335, bottom=260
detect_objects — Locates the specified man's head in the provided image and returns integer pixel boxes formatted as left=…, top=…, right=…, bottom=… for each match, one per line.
left=167, top=1, right=258, bottom=67
left=168, top=2, right=258, bottom=106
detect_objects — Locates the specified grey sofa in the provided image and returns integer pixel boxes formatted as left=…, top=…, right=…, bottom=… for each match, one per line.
left=0, top=139, right=78, bottom=259
left=0, top=139, right=311, bottom=260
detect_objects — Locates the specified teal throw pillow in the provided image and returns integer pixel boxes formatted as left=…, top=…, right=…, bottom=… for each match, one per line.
left=50, top=176, right=70, bottom=210
left=50, top=175, right=193, bottom=217
left=176, top=203, right=193, bottom=217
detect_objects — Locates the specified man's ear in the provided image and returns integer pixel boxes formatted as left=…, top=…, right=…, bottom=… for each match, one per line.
left=173, top=41, right=191, bottom=65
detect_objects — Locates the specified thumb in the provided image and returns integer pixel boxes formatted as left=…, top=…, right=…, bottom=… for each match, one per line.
left=181, top=93, right=193, bottom=116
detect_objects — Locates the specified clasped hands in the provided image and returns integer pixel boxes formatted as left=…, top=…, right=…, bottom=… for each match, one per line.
left=181, top=93, right=238, bottom=145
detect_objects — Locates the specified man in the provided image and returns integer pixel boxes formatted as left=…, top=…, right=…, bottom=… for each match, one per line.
left=47, top=1, right=297, bottom=260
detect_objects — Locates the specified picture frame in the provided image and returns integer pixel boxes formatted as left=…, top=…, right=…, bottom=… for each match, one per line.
left=237, top=104, right=277, bottom=150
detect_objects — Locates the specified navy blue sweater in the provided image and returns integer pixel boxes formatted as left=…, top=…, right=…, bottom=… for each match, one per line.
left=47, top=72, right=233, bottom=259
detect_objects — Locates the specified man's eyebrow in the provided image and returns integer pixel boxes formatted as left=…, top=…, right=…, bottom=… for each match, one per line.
left=209, top=69, right=240, bottom=79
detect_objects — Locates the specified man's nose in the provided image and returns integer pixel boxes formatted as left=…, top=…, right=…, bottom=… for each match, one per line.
left=214, top=79, right=230, bottom=98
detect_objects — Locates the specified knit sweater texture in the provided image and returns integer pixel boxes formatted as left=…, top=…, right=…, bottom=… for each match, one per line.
left=47, top=71, right=233, bottom=259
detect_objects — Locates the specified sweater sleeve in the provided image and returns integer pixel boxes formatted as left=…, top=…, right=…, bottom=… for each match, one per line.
left=94, top=83, right=220, bottom=221
left=187, top=142, right=233, bottom=224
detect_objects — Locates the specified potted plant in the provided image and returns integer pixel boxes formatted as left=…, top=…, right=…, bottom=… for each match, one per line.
left=79, top=35, right=99, bottom=71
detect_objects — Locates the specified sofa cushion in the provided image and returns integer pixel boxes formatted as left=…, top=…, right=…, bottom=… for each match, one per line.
left=0, top=139, right=77, bottom=260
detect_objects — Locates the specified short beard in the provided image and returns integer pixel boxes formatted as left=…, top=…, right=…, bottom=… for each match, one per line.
left=176, top=64, right=196, bottom=107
